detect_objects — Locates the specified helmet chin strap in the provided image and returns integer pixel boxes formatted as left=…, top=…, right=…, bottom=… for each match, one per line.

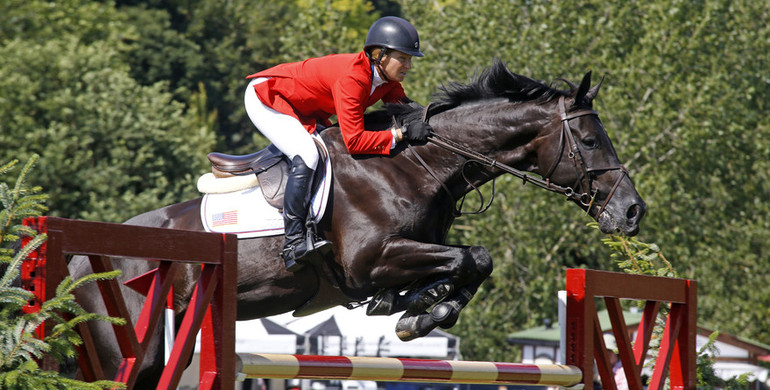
left=374, top=48, right=392, bottom=83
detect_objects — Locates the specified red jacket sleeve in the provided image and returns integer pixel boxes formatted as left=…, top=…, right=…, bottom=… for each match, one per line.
left=333, top=75, right=394, bottom=155
left=248, top=52, right=404, bottom=155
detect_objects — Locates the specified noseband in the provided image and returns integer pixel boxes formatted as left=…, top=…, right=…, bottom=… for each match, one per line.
left=413, top=96, right=627, bottom=217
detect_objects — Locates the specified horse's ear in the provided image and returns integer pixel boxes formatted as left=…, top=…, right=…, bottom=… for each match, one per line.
left=574, top=71, right=592, bottom=103
left=585, top=75, right=604, bottom=101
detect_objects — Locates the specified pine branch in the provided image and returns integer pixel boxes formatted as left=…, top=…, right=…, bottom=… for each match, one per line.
left=591, top=222, right=736, bottom=387
left=0, top=154, right=125, bottom=389
left=0, top=234, right=46, bottom=288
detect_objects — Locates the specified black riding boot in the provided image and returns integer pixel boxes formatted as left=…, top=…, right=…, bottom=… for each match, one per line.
left=281, top=155, right=332, bottom=271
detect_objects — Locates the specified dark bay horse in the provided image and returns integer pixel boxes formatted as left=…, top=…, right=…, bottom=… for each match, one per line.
left=69, top=61, right=645, bottom=387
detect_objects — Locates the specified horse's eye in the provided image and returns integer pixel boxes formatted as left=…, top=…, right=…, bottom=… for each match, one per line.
left=582, top=137, right=598, bottom=149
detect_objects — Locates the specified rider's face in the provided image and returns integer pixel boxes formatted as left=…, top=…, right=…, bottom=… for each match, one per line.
left=380, top=50, right=412, bottom=82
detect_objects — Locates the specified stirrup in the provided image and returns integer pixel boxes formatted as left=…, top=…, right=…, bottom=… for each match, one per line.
left=309, top=237, right=333, bottom=258
left=281, top=236, right=332, bottom=272
left=304, top=221, right=333, bottom=258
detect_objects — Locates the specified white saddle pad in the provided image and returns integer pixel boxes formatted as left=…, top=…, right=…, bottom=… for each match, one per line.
left=200, top=143, right=332, bottom=239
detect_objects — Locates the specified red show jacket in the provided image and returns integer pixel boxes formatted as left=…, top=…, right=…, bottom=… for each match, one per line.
left=247, top=51, right=407, bottom=155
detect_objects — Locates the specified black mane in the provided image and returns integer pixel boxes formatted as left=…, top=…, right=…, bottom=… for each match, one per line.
left=372, top=60, right=569, bottom=126
left=434, top=59, right=566, bottom=109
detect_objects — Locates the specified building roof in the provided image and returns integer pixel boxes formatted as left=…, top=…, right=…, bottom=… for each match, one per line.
left=270, top=306, right=460, bottom=359
left=507, top=310, right=770, bottom=355
left=505, top=309, right=770, bottom=384
left=506, top=310, right=644, bottom=346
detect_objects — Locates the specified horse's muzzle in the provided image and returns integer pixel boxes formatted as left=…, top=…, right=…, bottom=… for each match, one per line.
left=597, top=199, right=646, bottom=236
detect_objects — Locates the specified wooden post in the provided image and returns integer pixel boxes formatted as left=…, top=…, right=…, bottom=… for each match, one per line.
left=565, top=269, right=697, bottom=390
left=21, top=217, right=238, bottom=390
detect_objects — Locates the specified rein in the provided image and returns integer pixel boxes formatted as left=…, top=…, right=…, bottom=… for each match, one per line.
left=407, top=96, right=627, bottom=217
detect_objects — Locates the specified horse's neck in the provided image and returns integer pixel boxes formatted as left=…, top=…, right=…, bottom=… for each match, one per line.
left=426, top=101, right=544, bottom=195
left=321, top=100, right=544, bottom=208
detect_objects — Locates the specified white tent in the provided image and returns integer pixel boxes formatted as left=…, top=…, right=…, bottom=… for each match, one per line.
left=195, top=318, right=301, bottom=354
left=266, top=305, right=460, bottom=359
left=712, top=362, right=769, bottom=384
left=236, top=318, right=302, bottom=354
left=193, top=305, right=459, bottom=359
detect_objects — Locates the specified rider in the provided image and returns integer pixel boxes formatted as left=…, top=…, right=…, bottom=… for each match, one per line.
left=244, top=16, right=432, bottom=272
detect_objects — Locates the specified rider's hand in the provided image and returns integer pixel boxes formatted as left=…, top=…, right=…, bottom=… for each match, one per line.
left=402, top=121, right=432, bottom=143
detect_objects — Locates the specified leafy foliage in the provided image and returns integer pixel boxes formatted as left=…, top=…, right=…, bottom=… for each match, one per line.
left=114, top=0, right=298, bottom=152
left=396, top=0, right=770, bottom=363
left=0, top=155, right=125, bottom=389
left=696, top=331, right=752, bottom=389
left=1, top=0, right=768, bottom=374
left=603, top=228, right=752, bottom=388
left=0, top=1, right=217, bottom=223
left=601, top=227, right=675, bottom=278
left=278, top=0, right=380, bottom=62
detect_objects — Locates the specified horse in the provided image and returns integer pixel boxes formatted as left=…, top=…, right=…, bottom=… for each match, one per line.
left=68, top=60, right=645, bottom=387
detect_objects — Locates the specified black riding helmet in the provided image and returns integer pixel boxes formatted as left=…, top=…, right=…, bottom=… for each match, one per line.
left=364, top=16, right=424, bottom=58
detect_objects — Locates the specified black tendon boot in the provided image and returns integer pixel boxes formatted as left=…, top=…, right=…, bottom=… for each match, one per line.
left=281, top=155, right=332, bottom=271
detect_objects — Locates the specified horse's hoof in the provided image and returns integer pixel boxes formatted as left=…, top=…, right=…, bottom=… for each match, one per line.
left=430, top=301, right=460, bottom=329
left=367, top=289, right=396, bottom=315
left=395, top=312, right=438, bottom=341
left=406, top=278, right=453, bottom=313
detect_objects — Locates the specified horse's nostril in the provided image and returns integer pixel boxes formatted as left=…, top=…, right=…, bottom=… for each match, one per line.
left=627, top=204, right=639, bottom=220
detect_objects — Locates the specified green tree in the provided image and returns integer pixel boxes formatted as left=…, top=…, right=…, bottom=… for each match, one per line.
left=113, top=0, right=298, bottom=152
left=0, top=0, right=128, bottom=45
left=277, top=0, right=380, bottom=62
left=398, top=0, right=770, bottom=361
left=0, top=155, right=125, bottom=389
left=0, top=0, right=217, bottom=222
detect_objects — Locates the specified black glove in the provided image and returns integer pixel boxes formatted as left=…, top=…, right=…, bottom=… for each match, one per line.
left=403, top=121, right=432, bottom=143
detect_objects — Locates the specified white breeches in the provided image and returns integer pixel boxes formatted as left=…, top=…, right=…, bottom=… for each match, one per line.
left=244, top=78, right=319, bottom=170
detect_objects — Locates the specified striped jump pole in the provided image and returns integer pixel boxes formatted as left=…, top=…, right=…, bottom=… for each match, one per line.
left=236, top=353, right=583, bottom=388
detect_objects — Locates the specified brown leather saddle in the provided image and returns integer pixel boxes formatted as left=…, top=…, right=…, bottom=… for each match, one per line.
left=206, top=139, right=328, bottom=210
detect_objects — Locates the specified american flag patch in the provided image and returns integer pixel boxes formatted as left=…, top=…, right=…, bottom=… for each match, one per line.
left=211, top=210, right=238, bottom=226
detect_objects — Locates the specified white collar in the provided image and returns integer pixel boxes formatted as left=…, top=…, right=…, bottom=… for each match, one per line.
left=371, top=65, right=387, bottom=88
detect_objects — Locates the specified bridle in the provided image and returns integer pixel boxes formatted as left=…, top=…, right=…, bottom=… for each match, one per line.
left=407, top=96, right=627, bottom=217
left=540, top=96, right=628, bottom=216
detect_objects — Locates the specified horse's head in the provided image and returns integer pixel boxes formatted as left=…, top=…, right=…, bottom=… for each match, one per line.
left=534, top=71, right=646, bottom=235
left=421, top=61, right=645, bottom=236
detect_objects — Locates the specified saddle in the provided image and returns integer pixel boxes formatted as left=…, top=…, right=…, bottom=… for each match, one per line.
left=206, top=139, right=328, bottom=209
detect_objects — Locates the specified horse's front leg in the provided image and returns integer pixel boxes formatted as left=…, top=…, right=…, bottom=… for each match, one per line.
left=359, top=241, right=493, bottom=340
left=395, top=282, right=484, bottom=341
